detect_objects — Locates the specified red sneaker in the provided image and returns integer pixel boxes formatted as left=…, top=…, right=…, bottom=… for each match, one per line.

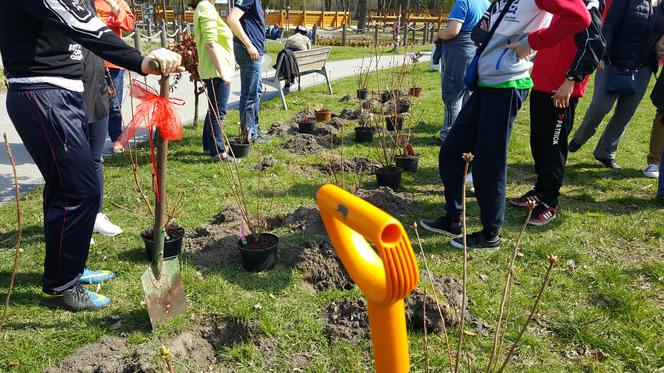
left=510, top=189, right=540, bottom=207
left=528, top=203, right=557, bottom=226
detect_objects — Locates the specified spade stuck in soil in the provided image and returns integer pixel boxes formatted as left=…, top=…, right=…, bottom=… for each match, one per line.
left=141, top=74, right=186, bottom=329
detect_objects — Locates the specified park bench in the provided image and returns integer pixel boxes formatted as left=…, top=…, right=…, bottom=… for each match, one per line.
left=272, top=47, right=333, bottom=111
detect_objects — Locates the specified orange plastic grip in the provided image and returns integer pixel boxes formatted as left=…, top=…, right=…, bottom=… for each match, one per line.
left=317, top=184, right=419, bottom=373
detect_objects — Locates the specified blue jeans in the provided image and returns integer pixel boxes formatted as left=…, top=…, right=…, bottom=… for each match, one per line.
left=572, top=66, right=652, bottom=160
left=203, top=78, right=231, bottom=156
left=105, top=68, right=125, bottom=142
left=86, top=117, right=109, bottom=212
left=234, top=41, right=263, bottom=139
left=658, top=148, right=664, bottom=197
left=440, top=33, right=476, bottom=142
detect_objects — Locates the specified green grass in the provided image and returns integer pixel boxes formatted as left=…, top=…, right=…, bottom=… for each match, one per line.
left=0, top=64, right=663, bottom=372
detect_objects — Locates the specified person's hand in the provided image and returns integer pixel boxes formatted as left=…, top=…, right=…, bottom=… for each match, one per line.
left=505, top=41, right=533, bottom=61
left=247, top=44, right=260, bottom=61
left=141, top=48, right=184, bottom=75
left=598, top=60, right=605, bottom=70
left=104, top=0, right=120, bottom=13
left=552, top=79, right=575, bottom=109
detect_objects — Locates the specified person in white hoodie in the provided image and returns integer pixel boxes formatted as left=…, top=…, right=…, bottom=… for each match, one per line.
left=421, top=0, right=591, bottom=249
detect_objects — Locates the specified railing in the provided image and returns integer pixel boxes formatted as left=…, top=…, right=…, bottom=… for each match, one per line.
left=264, top=10, right=351, bottom=29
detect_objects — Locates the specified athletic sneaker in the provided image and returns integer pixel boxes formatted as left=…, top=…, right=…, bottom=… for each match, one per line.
left=451, top=231, right=500, bottom=250
left=80, top=268, right=115, bottom=284
left=253, top=136, right=270, bottom=144
left=510, top=189, right=540, bottom=207
left=643, top=164, right=660, bottom=178
left=211, top=152, right=239, bottom=163
left=419, top=216, right=462, bottom=238
left=93, top=213, right=123, bottom=237
left=528, top=202, right=557, bottom=226
left=41, top=284, right=111, bottom=311
left=595, top=157, right=621, bottom=169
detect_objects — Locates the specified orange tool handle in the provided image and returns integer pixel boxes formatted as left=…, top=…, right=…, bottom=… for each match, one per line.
left=317, top=184, right=419, bottom=373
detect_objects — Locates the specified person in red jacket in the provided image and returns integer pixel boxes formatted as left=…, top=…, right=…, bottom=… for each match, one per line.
left=510, top=0, right=607, bottom=226
left=95, top=0, right=135, bottom=151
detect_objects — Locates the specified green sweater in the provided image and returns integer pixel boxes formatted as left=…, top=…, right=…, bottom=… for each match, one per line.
left=194, top=1, right=234, bottom=81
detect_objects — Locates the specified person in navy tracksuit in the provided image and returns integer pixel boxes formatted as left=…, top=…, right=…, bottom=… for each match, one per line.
left=0, top=0, right=182, bottom=311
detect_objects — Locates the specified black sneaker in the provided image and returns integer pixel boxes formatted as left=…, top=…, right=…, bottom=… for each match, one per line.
left=451, top=231, right=500, bottom=250
left=420, top=216, right=462, bottom=238
left=528, top=202, right=557, bottom=226
left=595, top=157, right=621, bottom=169
left=41, top=283, right=111, bottom=311
left=510, top=189, right=540, bottom=207
left=568, top=139, right=581, bottom=153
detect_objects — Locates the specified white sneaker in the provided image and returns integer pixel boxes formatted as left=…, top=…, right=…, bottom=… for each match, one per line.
left=93, top=213, right=123, bottom=237
left=643, top=164, right=660, bottom=178
left=90, top=237, right=95, bottom=245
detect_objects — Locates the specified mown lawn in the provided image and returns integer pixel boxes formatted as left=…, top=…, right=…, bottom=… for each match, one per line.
left=0, top=63, right=662, bottom=372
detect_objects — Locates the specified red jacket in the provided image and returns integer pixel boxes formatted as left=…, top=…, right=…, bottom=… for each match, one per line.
left=95, top=0, right=136, bottom=69
left=532, top=0, right=610, bottom=97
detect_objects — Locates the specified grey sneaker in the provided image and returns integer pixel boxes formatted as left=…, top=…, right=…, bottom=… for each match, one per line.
left=643, top=164, right=660, bottom=178
left=41, top=284, right=111, bottom=311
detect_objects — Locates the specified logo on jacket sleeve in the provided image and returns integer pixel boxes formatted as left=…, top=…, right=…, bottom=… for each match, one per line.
left=69, top=44, right=83, bottom=60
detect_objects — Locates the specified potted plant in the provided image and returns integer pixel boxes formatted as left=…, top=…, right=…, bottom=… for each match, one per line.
left=408, top=52, right=423, bottom=97
left=141, top=194, right=186, bottom=260
left=372, top=109, right=403, bottom=189
left=314, top=103, right=332, bottom=122
left=394, top=111, right=424, bottom=173
left=295, top=108, right=315, bottom=134
left=397, top=97, right=411, bottom=114
left=229, top=126, right=251, bottom=158
left=354, top=109, right=375, bottom=143
left=385, top=113, right=404, bottom=131
left=356, top=58, right=371, bottom=100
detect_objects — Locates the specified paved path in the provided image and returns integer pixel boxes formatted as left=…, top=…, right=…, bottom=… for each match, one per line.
left=0, top=52, right=430, bottom=204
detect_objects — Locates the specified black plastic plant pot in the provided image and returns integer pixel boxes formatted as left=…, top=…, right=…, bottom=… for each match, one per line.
left=237, top=232, right=280, bottom=272
left=229, top=140, right=250, bottom=158
left=375, top=166, right=403, bottom=189
left=354, top=126, right=374, bottom=143
left=395, top=155, right=420, bottom=172
left=398, top=102, right=411, bottom=114
left=357, top=88, right=369, bottom=100
left=141, top=225, right=185, bottom=261
left=298, top=120, right=315, bottom=134
left=385, top=116, right=404, bottom=131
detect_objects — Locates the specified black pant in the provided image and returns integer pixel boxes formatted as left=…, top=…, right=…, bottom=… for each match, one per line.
left=86, top=117, right=108, bottom=212
left=440, top=86, right=528, bottom=232
left=7, top=83, right=100, bottom=294
left=529, top=90, right=578, bottom=207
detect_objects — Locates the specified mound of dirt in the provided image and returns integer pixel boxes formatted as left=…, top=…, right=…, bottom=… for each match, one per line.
left=183, top=218, right=242, bottom=269
left=362, top=99, right=382, bottom=113
left=270, top=206, right=326, bottom=236
left=268, top=122, right=297, bottom=137
left=339, top=107, right=361, bottom=120
left=46, top=316, right=263, bottom=373
left=44, top=336, right=128, bottom=373
left=339, top=95, right=354, bottom=102
left=211, top=203, right=243, bottom=225
left=356, top=187, right=418, bottom=218
left=405, top=289, right=451, bottom=333
left=283, top=134, right=324, bottom=155
left=252, top=156, right=277, bottom=171
left=321, top=157, right=381, bottom=175
left=287, top=241, right=353, bottom=291
left=325, top=298, right=370, bottom=343
left=313, top=124, right=338, bottom=137
left=328, top=117, right=346, bottom=129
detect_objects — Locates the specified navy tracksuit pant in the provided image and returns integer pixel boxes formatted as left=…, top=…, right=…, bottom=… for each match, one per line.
left=6, top=83, right=100, bottom=294
left=439, top=86, right=528, bottom=232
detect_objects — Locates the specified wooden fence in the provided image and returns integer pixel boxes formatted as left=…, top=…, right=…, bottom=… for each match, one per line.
left=264, top=10, right=351, bottom=29
left=368, top=9, right=449, bottom=26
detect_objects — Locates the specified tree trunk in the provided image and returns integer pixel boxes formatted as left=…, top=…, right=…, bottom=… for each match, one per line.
left=357, top=0, right=368, bottom=30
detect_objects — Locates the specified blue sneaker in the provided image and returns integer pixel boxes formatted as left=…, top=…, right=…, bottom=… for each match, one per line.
left=80, top=268, right=115, bottom=284
left=42, top=284, right=111, bottom=311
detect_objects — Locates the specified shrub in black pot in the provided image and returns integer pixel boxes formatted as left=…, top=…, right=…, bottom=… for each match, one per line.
left=385, top=116, right=404, bottom=131
left=395, top=155, right=419, bottom=172
left=375, top=166, right=403, bottom=189
left=237, top=232, right=280, bottom=272
left=357, top=88, right=369, bottom=100
left=355, top=126, right=374, bottom=143
left=229, top=139, right=250, bottom=158
left=297, top=118, right=315, bottom=134
left=141, top=225, right=185, bottom=261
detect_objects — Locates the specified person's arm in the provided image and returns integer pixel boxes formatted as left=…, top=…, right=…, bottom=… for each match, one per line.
left=508, top=0, right=591, bottom=59
left=227, top=3, right=259, bottom=61
left=102, top=0, right=136, bottom=32
left=18, top=0, right=179, bottom=75
left=437, top=21, right=463, bottom=40
left=601, top=0, right=627, bottom=61
left=553, top=0, right=606, bottom=108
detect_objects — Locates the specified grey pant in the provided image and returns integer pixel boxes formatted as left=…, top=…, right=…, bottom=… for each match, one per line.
left=572, top=65, right=653, bottom=160
left=440, top=33, right=476, bottom=142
